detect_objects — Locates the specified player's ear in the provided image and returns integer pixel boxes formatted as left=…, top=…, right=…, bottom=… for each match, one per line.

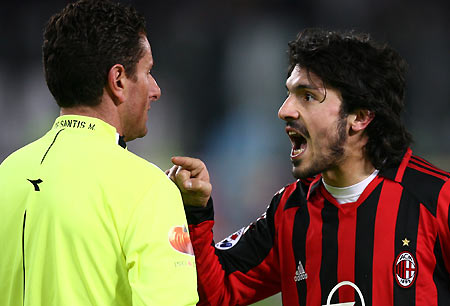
left=350, top=109, right=374, bottom=132
left=106, top=64, right=127, bottom=106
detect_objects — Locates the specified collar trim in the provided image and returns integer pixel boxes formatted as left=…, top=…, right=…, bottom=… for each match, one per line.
left=52, top=115, right=118, bottom=144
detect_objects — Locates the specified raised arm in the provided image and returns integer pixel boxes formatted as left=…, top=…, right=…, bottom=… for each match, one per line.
left=167, top=156, right=283, bottom=305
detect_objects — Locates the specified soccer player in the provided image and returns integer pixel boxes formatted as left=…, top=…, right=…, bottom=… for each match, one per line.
left=0, top=0, right=198, bottom=305
left=167, top=28, right=450, bottom=305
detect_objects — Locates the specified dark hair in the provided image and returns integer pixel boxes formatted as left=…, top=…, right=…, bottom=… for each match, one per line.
left=288, top=28, right=412, bottom=170
left=42, top=0, right=147, bottom=107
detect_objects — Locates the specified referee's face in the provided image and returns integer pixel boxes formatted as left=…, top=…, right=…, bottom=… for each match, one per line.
left=120, top=36, right=161, bottom=141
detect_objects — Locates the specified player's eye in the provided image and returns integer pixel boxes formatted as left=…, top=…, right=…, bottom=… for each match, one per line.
left=303, top=92, right=315, bottom=102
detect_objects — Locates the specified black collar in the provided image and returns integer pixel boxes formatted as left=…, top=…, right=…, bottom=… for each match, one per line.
left=118, top=135, right=127, bottom=149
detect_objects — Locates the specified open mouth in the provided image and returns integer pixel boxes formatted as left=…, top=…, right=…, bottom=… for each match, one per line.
left=288, top=130, right=307, bottom=158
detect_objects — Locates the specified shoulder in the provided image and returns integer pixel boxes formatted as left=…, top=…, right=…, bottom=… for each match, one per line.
left=92, top=148, right=181, bottom=220
left=109, top=148, right=175, bottom=188
left=271, top=179, right=309, bottom=212
left=0, top=137, right=47, bottom=172
left=401, top=154, right=449, bottom=190
left=399, top=154, right=450, bottom=212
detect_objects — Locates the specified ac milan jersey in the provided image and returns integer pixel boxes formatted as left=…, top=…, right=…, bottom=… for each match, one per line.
left=186, top=148, right=450, bottom=306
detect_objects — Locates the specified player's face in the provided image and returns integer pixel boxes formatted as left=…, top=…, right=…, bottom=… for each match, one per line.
left=120, top=36, right=161, bottom=141
left=278, top=65, right=349, bottom=179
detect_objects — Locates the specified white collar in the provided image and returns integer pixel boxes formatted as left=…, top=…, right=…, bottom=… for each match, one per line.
left=322, top=169, right=379, bottom=204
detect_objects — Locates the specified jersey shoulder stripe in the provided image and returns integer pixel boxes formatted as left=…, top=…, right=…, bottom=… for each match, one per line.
left=410, top=156, right=450, bottom=176
left=408, top=155, right=449, bottom=181
left=400, top=155, right=449, bottom=217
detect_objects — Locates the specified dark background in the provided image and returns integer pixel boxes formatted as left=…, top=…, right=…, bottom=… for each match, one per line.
left=1, top=1, right=448, bottom=304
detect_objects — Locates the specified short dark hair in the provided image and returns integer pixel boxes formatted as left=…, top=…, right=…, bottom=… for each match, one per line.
left=42, top=0, right=147, bottom=108
left=288, top=28, right=412, bottom=170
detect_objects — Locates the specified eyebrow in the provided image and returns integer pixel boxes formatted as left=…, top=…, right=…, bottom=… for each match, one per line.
left=286, top=84, right=321, bottom=92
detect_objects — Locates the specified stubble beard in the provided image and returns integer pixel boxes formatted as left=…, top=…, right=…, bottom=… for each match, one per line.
left=291, top=116, right=348, bottom=180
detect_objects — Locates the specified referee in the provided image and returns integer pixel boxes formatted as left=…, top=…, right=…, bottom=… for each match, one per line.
left=0, top=0, right=198, bottom=305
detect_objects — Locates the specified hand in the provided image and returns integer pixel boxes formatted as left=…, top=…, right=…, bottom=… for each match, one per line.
left=166, top=156, right=212, bottom=207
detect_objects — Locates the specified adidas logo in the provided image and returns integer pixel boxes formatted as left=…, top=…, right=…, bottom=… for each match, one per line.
left=294, top=260, right=307, bottom=282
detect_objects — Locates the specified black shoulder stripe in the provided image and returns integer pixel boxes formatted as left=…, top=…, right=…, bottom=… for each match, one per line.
left=411, top=155, right=433, bottom=167
left=41, top=129, right=65, bottom=165
left=409, top=160, right=450, bottom=179
left=410, top=156, right=449, bottom=176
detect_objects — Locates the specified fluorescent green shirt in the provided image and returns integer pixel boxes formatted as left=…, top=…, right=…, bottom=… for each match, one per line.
left=0, top=115, right=198, bottom=306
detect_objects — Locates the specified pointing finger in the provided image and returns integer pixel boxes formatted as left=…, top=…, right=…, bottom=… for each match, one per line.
left=171, top=156, right=203, bottom=172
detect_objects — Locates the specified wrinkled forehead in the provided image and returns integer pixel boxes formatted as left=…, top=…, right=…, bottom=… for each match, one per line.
left=286, top=65, right=325, bottom=91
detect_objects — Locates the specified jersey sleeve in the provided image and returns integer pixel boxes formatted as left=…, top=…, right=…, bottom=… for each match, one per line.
left=437, top=179, right=450, bottom=275
left=185, top=191, right=284, bottom=305
left=122, top=177, right=199, bottom=306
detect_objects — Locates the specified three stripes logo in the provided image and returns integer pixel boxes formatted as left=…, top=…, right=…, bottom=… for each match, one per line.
left=294, top=260, right=308, bottom=282
left=394, top=251, right=417, bottom=288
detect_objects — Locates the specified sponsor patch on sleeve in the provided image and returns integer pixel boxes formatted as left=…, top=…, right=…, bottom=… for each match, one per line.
left=215, top=227, right=246, bottom=250
left=168, top=225, right=194, bottom=256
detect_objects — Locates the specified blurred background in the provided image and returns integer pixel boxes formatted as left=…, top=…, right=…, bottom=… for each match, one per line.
left=1, top=0, right=449, bottom=304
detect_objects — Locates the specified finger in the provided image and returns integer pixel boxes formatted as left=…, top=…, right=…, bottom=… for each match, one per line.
left=171, top=156, right=204, bottom=172
left=172, top=157, right=208, bottom=179
left=166, top=165, right=179, bottom=181
left=175, top=167, right=192, bottom=190
left=188, top=178, right=212, bottom=195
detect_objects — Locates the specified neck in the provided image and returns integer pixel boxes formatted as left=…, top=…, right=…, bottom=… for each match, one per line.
left=322, top=159, right=376, bottom=187
left=322, top=135, right=375, bottom=187
left=60, top=98, right=122, bottom=135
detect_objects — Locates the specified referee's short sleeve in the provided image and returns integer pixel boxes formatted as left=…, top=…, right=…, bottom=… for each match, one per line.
left=122, top=176, right=199, bottom=306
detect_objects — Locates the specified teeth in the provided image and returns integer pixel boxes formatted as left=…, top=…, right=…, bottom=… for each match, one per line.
left=292, top=147, right=305, bottom=156
left=288, top=131, right=297, bottom=136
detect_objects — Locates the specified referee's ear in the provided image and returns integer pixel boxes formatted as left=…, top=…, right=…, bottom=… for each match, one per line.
left=106, top=64, right=127, bottom=106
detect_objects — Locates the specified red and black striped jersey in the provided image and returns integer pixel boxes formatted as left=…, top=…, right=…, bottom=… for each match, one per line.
left=185, top=148, right=450, bottom=306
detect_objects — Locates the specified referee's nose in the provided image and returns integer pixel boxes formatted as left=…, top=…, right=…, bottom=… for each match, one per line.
left=149, top=75, right=161, bottom=102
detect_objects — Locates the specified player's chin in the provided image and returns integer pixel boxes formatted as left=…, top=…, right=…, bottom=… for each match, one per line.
left=291, top=162, right=304, bottom=180
left=291, top=161, right=317, bottom=180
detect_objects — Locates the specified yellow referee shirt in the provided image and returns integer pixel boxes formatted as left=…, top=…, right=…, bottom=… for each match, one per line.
left=0, top=115, right=198, bottom=306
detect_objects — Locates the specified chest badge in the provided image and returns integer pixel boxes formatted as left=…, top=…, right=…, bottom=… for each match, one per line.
left=394, top=251, right=417, bottom=288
